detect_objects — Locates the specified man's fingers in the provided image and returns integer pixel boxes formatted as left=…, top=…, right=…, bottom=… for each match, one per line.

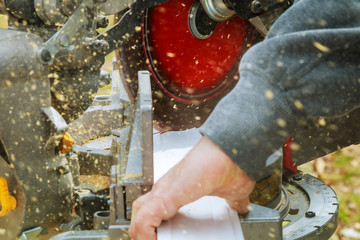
left=129, top=193, right=178, bottom=240
left=129, top=223, right=156, bottom=240
left=131, top=193, right=149, bottom=221
left=129, top=203, right=159, bottom=240
left=226, top=197, right=251, bottom=214
left=129, top=220, right=157, bottom=240
left=129, top=193, right=158, bottom=240
left=209, top=157, right=255, bottom=214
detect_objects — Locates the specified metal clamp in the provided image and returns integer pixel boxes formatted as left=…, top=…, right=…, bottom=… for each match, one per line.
left=97, top=0, right=171, bottom=53
left=37, top=0, right=96, bottom=64
left=200, top=0, right=236, bottom=22
left=224, top=0, right=293, bottom=20
left=239, top=174, right=338, bottom=240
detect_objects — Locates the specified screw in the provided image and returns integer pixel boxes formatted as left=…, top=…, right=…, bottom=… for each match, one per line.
left=85, top=38, right=110, bottom=54
left=305, top=211, right=316, bottom=218
left=251, top=0, right=263, bottom=14
left=39, top=48, right=52, bottom=63
left=97, top=15, right=109, bottom=29
left=293, top=173, right=303, bottom=181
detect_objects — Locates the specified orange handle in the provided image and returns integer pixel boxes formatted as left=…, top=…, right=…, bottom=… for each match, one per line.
left=0, top=177, right=17, bottom=217
left=59, top=132, right=75, bottom=154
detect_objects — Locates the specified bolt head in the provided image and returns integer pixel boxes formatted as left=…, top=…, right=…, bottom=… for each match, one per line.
left=39, top=48, right=52, bottom=63
left=293, top=174, right=302, bottom=181
left=97, top=17, right=109, bottom=29
left=251, top=0, right=264, bottom=14
left=305, top=211, right=316, bottom=218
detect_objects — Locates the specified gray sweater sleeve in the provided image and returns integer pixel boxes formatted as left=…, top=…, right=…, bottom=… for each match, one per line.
left=200, top=0, right=360, bottom=181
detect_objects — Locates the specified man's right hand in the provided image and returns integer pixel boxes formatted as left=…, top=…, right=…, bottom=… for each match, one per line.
left=129, top=135, right=256, bottom=240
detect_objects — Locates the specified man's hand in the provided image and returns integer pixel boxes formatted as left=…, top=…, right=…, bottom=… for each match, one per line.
left=129, top=136, right=256, bottom=240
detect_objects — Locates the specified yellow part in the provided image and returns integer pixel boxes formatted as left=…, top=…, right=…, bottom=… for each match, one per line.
left=0, top=177, right=17, bottom=217
left=59, top=132, right=75, bottom=154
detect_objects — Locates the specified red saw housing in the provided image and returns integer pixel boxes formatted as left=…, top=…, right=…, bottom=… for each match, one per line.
left=117, top=0, right=262, bottom=130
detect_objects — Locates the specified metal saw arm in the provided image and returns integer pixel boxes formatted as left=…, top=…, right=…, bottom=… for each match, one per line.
left=97, top=0, right=172, bottom=54
left=97, top=0, right=293, bottom=54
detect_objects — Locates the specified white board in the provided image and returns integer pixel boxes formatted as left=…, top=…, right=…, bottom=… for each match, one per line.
left=153, top=128, right=245, bottom=240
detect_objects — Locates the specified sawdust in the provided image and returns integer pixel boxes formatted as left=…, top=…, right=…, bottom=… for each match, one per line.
left=79, top=175, right=110, bottom=189
left=123, top=172, right=142, bottom=180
